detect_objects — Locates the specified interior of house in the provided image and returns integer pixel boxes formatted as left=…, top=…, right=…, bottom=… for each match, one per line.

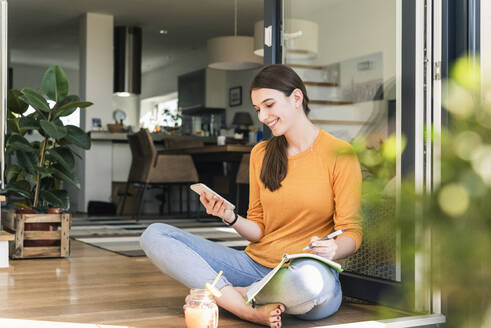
left=0, top=0, right=452, bottom=327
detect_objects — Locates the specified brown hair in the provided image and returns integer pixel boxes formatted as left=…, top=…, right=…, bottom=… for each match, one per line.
left=250, top=64, right=311, bottom=191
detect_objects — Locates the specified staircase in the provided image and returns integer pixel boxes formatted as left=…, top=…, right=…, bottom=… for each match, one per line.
left=289, top=64, right=372, bottom=141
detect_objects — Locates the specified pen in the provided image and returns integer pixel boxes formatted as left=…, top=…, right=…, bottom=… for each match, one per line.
left=302, top=230, right=345, bottom=251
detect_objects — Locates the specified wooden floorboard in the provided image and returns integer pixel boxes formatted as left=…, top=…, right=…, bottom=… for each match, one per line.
left=0, top=240, right=408, bottom=327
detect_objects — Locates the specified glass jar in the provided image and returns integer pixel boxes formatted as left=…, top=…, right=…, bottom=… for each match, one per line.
left=184, top=288, right=218, bottom=328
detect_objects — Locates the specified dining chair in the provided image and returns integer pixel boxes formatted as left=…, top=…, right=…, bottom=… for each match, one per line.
left=119, top=129, right=199, bottom=220
left=235, top=153, right=250, bottom=215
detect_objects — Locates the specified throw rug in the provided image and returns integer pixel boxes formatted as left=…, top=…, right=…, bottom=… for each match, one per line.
left=71, top=216, right=248, bottom=257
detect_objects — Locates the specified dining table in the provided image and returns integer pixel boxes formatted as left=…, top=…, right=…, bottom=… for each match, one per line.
left=165, top=144, right=254, bottom=215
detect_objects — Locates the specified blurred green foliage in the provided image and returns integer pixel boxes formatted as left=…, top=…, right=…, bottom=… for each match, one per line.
left=347, top=56, right=490, bottom=327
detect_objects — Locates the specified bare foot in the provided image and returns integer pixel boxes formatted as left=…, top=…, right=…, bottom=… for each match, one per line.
left=253, top=303, right=285, bottom=328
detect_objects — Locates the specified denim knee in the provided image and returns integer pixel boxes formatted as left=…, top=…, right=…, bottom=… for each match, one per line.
left=140, top=222, right=173, bottom=251
left=282, top=259, right=339, bottom=315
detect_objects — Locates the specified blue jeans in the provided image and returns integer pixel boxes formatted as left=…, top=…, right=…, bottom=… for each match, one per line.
left=140, top=223, right=342, bottom=320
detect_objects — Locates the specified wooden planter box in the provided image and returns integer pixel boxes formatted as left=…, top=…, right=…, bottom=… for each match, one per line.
left=1, top=210, right=71, bottom=259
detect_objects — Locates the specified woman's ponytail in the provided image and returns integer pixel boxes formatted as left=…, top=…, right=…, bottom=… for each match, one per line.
left=250, top=64, right=310, bottom=191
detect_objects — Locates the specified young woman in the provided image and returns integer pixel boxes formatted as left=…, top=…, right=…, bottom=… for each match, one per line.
left=140, top=64, right=362, bottom=327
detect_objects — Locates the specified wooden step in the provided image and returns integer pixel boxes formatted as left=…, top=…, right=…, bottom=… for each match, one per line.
left=0, top=231, right=14, bottom=241
left=310, top=100, right=354, bottom=105
left=304, top=81, right=338, bottom=87
left=288, top=63, right=324, bottom=70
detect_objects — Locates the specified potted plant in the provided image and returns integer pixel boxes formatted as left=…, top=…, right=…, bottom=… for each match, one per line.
left=162, top=108, right=182, bottom=135
left=5, top=65, right=92, bottom=213
left=3, top=65, right=92, bottom=253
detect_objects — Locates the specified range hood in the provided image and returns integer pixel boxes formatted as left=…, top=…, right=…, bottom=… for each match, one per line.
left=114, top=26, right=142, bottom=96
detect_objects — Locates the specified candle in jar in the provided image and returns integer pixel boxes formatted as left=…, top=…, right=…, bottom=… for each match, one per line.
left=185, top=306, right=215, bottom=328
left=184, top=288, right=218, bottom=328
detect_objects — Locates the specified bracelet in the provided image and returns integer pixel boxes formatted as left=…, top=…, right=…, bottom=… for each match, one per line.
left=224, top=210, right=239, bottom=226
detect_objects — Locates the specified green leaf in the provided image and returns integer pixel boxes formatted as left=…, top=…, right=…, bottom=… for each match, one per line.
left=6, top=180, right=33, bottom=200
left=42, top=65, right=69, bottom=102
left=52, top=166, right=80, bottom=189
left=15, top=150, right=39, bottom=174
left=35, top=166, right=53, bottom=179
left=55, top=95, right=78, bottom=112
left=60, top=95, right=80, bottom=105
left=61, top=101, right=92, bottom=109
left=46, top=147, right=75, bottom=171
left=5, top=165, right=23, bottom=184
left=53, top=190, right=70, bottom=211
left=68, top=147, right=82, bottom=159
left=55, top=99, right=92, bottom=118
left=20, top=88, right=50, bottom=113
left=55, top=107, right=77, bottom=117
left=40, top=120, right=67, bottom=139
left=7, top=89, right=29, bottom=114
left=39, top=189, right=69, bottom=210
left=39, top=177, right=56, bottom=192
left=13, top=202, right=32, bottom=209
left=7, top=135, right=36, bottom=152
left=31, top=141, right=42, bottom=151
left=7, top=118, right=22, bottom=134
left=18, top=116, right=40, bottom=130
left=63, top=125, right=91, bottom=149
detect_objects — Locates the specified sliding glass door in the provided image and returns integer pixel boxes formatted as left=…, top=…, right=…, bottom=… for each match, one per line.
left=274, top=0, right=443, bottom=314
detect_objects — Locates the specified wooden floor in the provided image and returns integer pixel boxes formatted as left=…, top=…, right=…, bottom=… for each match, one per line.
left=0, top=240, right=408, bottom=327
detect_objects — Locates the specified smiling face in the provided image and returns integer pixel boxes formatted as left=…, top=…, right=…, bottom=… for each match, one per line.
left=251, top=88, right=304, bottom=137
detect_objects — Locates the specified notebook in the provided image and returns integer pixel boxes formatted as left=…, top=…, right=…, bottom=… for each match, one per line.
left=245, top=253, right=343, bottom=304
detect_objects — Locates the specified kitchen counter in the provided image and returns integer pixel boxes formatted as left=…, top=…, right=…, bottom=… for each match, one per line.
left=90, top=131, right=217, bottom=143
left=82, top=131, right=253, bottom=214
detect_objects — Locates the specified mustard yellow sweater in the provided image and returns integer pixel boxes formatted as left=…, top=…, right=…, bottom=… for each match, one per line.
left=245, top=130, right=362, bottom=268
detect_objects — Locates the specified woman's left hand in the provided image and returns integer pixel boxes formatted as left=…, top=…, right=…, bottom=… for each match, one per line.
left=310, top=236, right=338, bottom=260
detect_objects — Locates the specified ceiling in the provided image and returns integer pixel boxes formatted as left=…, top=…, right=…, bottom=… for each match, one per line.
left=8, top=0, right=264, bottom=73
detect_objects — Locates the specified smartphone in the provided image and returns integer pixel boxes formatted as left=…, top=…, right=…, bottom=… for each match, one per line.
left=190, top=183, right=236, bottom=210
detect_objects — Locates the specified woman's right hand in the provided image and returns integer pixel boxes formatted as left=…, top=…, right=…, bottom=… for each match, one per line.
left=199, top=193, right=235, bottom=223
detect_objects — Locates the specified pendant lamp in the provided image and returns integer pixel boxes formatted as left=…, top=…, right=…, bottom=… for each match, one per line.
left=207, top=0, right=262, bottom=70
left=254, top=19, right=318, bottom=59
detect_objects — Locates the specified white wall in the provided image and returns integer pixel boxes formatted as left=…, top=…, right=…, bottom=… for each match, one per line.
left=11, top=63, right=79, bottom=94
left=287, top=0, right=396, bottom=84
left=112, top=94, right=139, bottom=128
left=225, top=68, right=261, bottom=128
left=205, top=68, right=227, bottom=108
left=141, top=48, right=262, bottom=130
left=71, top=12, right=114, bottom=212
left=10, top=63, right=140, bottom=129
left=284, top=0, right=396, bottom=142
left=80, top=13, right=114, bottom=132
left=141, top=47, right=208, bottom=99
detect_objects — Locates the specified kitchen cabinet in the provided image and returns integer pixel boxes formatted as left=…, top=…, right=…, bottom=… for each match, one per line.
left=178, top=68, right=227, bottom=109
left=178, top=68, right=227, bottom=135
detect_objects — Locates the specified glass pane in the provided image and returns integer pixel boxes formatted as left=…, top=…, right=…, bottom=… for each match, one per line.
left=283, top=0, right=400, bottom=282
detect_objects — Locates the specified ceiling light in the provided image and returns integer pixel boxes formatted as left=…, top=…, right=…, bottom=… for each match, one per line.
left=159, top=30, right=167, bottom=35
left=207, top=0, right=262, bottom=70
